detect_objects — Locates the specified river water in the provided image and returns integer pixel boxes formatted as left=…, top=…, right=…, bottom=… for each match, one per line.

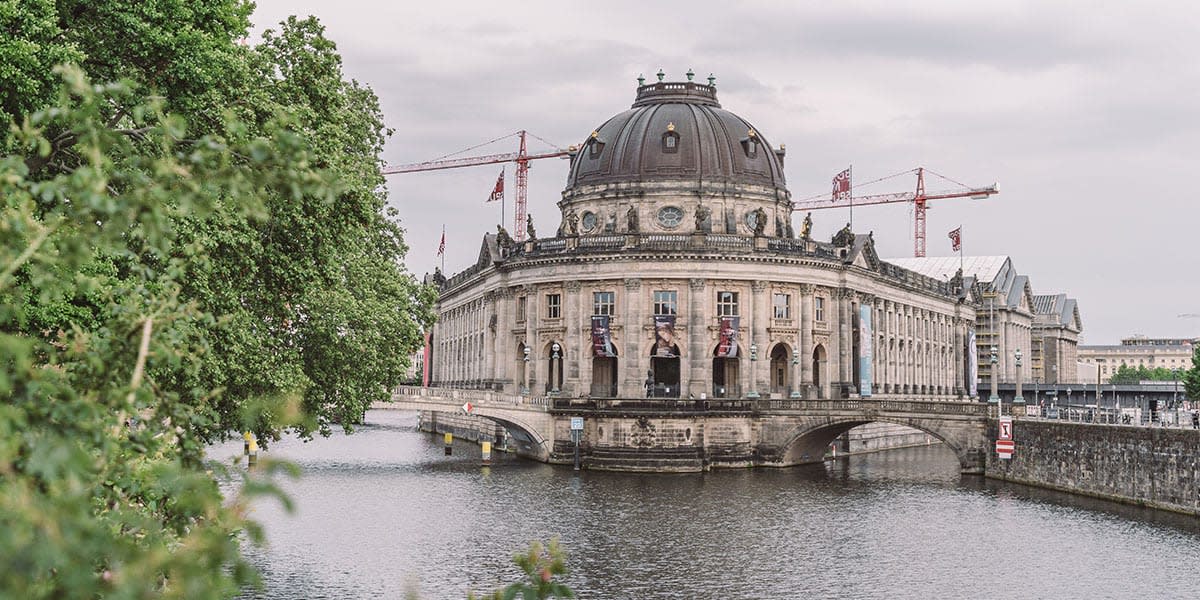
left=222, top=409, right=1200, bottom=599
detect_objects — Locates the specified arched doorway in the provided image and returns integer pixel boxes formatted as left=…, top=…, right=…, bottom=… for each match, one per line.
left=770, top=343, right=791, bottom=396
left=650, top=344, right=681, bottom=397
left=544, top=341, right=564, bottom=394
left=812, top=344, right=827, bottom=399
left=712, top=344, right=741, bottom=398
left=591, top=347, right=618, bottom=398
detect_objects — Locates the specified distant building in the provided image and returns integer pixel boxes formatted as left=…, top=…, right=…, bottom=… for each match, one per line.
left=1080, top=336, right=1197, bottom=382
left=887, top=256, right=1082, bottom=385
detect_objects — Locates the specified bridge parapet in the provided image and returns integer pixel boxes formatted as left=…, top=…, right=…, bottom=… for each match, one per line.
left=392, top=385, right=551, bottom=410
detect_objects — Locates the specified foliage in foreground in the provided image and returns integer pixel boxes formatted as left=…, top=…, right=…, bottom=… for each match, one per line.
left=1, top=1, right=435, bottom=596
left=468, top=539, right=575, bottom=600
left=1184, top=346, right=1200, bottom=401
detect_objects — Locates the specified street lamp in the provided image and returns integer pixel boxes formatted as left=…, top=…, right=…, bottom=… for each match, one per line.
left=988, top=345, right=999, bottom=405
left=747, top=343, right=760, bottom=399
left=1014, top=348, right=1024, bottom=406
left=790, top=349, right=801, bottom=399
left=550, top=342, right=561, bottom=394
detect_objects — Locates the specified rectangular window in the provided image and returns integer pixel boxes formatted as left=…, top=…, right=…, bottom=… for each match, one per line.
left=593, top=291, right=615, bottom=316
left=516, top=296, right=527, bottom=322
left=815, top=296, right=825, bottom=322
left=717, top=291, right=739, bottom=317
left=546, top=293, right=561, bottom=319
left=773, top=293, right=791, bottom=319
left=653, top=290, right=677, bottom=316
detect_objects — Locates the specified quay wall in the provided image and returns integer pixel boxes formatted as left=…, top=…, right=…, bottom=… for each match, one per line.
left=986, top=419, right=1200, bottom=515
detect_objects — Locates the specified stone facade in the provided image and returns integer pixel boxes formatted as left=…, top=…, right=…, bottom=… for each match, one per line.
left=429, top=80, right=978, bottom=404
left=1079, top=336, right=1196, bottom=383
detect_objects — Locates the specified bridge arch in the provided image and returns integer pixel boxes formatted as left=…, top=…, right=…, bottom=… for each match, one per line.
left=470, top=408, right=552, bottom=462
left=774, top=416, right=984, bottom=474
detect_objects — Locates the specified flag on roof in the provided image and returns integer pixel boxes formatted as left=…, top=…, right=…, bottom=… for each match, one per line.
left=437, top=227, right=445, bottom=256
left=487, top=168, right=504, bottom=203
left=832, top=167, right=851, bottom=202
left=949, top=227, right=962, bottom=252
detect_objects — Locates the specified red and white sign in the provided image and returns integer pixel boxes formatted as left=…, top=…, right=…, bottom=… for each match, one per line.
left=461, top=402, right=473, bottom=414
left=995, top=439, right=1015, bottom=459
left=998, top=416, right=1013, bottom=440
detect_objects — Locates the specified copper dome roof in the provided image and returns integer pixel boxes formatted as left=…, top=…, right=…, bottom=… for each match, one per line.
left=565, top=81, right=787, bottom=193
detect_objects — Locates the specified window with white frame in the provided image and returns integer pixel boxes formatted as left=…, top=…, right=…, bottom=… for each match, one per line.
left=716, top=291, right=739, bottom=317
left=516, top=296, right=527, bottom=322
left=773, top=293, right=791, bottom=319
left=653, top=290, right=677, bottom=316
left=546, top=293, right=561, bottom=319
left=593, top=291, right=615, bottom=316
left=815, top=296, right=825, bottom=321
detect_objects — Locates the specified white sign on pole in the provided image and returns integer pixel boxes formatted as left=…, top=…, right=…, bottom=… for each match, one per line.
left=570, top=417, right=584, bottom=431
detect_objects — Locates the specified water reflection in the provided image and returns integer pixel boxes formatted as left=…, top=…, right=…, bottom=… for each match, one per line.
left=223, top=410, right=1200, bottom=599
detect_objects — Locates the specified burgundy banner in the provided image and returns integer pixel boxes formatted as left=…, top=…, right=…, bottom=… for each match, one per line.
left=591, top=315, right=616, bottom=357
left=717, top=316, right=740, bottom=357
left=653, top=315, right=677, bottom=357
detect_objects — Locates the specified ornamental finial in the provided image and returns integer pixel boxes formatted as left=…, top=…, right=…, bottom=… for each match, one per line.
left=637, top=73, right=645, bottom=86
left=656, top=69, right=665, bottom=82
left=686, top=68, right=695, bottom=81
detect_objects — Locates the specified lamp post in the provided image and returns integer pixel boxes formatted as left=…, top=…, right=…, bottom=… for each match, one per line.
left=1174, top=368, right=1181, bottom=410
left=747, top=343, right=760, bottom=399
left=988, top=345, right=1000, bottom=405
left=550, top=342, right=561, bottom=394
left=790, top=349, right=801, bottom=399
left=1014, top=348, right=1024, bottom=406
left=522, top=344, right=531, bottom=395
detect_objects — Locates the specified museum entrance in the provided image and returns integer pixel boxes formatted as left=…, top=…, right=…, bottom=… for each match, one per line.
left=591, top=353, right=618, bottom=398
left=712, top=346, right=740, bottom=398
left=649, top=344, right=680, bottom=397
left=770, top=343, right=791, bottom=395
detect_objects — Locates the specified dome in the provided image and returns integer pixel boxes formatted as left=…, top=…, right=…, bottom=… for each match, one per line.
left=565, top=80, right=787, bottom=193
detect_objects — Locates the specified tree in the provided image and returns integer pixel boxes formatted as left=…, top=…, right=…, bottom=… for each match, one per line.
left=2, top=2, right=435, bottom=595
left=1184, top=346, right=1200, bottom=401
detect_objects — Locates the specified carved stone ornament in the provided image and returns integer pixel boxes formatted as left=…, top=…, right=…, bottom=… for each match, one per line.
left=624, top=278, right=642, bottom=290
left=798, top=283, right=815, bottom=295
left=689, top=278, right=706, bottom=290
left=565, top=281, right=582, bottom=292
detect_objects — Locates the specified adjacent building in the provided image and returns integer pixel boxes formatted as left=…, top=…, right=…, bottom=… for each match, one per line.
left=1080, top=336, right=1197, bottom=382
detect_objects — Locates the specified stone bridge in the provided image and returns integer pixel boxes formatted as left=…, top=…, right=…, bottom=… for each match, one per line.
left=388, top=386, right=992, bottom=473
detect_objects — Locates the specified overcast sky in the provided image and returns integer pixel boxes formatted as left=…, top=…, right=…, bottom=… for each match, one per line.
left=252, top=1, right=1200, bottom=344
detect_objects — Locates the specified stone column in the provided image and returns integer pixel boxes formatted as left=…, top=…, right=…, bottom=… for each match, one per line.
left=837, top=289, right=853, bottom=397
left=565, top=281, right=582, bottom=396
left=622, top=278, right=643, bottom=397
left=525, top=286, right=538, bottom=394
left=799, top=284, right=814, bottom=396
left=688, top=278, right=707, bottom=397
left=751, top=280, right=769, bottom=397
left=483, top=294, right=496, bottom=389
left=953, top=314, right=965, bottom=397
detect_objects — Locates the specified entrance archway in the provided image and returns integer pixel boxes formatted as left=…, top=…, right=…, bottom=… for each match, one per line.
left=812, top=344, right=827, bottom=399
left=591, top=348, right=618, bottom=398
left=649, top=344, right=681, bottom=397
left=712, top=344, right=741, bottom=398
left=770, top=343, right=791, bottom=395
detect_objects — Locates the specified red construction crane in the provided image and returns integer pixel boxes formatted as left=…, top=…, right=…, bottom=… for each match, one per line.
left=382, top=130, right=571, bottom=241
left=793, top=167, right=998, bottom=257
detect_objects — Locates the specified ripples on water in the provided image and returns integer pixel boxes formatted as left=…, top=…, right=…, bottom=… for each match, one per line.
left=215, top=410, right=1200, bottom=599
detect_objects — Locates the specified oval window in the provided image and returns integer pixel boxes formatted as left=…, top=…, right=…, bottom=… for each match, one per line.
left=656, top=206, right=683, bottom=228
left=581, top=211, right=597, bottom=231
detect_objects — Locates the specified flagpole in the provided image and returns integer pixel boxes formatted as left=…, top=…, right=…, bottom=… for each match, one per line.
left=501, top=168, right=506, bottom=230
left=440, top=225, right=445, bottom=274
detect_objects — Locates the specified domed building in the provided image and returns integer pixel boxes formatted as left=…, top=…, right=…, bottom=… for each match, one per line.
left=429, top=77, right=976, bottom=425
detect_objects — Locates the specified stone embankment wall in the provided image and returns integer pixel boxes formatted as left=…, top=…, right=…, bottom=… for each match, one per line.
left=844, top=423, right=937, bottom=455
left=986, top=419, right=1200, bottom=515
left=415, top=410, right=510, bottom=448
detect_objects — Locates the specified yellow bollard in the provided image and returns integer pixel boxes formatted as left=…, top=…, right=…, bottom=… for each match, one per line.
left=444, top=432, right=453, bottom=456
left=247, top=436, right=259, bottom=468
left=481, top=441, right=492, bottom=466
left=243, top=431, right=252, bottom=456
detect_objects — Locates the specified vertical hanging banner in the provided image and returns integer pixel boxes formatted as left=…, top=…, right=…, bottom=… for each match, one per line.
left=967, top=328, right=979, bottom=398
left=859, top=305, right=873, bottom=397
left=591, top=315, right=616, bottom=357
left=653, top=315, right=677, bottom=357
left=717, top=316, right=740, bottom=357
